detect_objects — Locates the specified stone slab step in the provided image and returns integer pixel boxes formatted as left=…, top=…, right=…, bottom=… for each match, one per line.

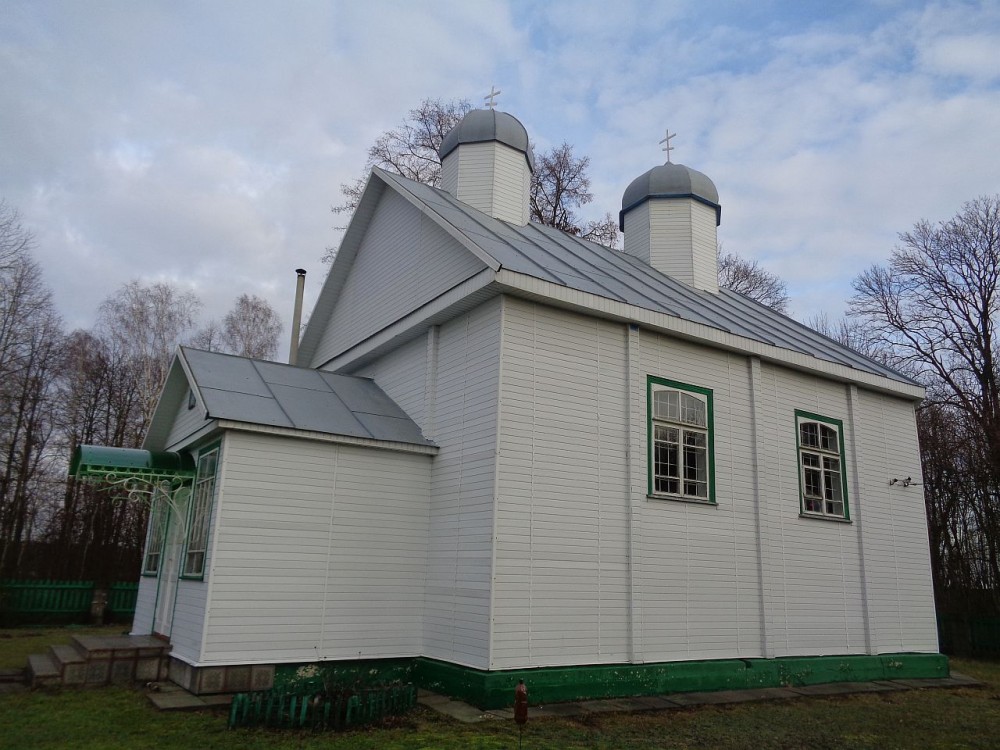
left=147, top=682, right=234, bottom=711
left=27, top=653, right=60, bottom=687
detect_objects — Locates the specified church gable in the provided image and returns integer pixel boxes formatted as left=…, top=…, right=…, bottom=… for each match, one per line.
left=308, top=186, right=487, bottom=367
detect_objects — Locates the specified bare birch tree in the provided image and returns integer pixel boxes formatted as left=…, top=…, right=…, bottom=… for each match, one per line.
left=222, top=294, right=283, bottom=360
left=96, top=280, right=200, bottom=429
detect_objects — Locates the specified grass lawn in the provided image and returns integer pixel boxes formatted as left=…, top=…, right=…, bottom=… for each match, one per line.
left=2, top=627, right=999, bottom=749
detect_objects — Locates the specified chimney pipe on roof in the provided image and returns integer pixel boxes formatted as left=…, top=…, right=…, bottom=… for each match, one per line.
left=288, top=268, right=306, bottom=366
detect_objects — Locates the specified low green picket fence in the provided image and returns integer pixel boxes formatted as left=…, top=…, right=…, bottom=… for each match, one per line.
left=228, top=684, right=417, bottom=731
left=0, top=579, right=139, bottom=624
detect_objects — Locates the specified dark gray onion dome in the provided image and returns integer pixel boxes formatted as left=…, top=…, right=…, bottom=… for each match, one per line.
left=438, top=109, right=535, bottom=172
left=619, top=162, right=721, bottom=230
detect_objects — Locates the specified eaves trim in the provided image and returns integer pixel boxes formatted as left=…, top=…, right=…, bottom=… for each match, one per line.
left=216, top=419, right=439, bottom=456
left=494, top=268, right=925, bottom=401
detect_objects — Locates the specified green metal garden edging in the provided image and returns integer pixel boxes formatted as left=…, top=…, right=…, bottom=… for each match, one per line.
left=228, top=684, right=416, bottom=731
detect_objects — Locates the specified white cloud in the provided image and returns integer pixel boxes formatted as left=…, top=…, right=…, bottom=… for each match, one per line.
left=1, top=0, right=999, bottom=340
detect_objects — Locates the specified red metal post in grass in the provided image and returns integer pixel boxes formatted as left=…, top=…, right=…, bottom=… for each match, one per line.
left=514, top=679, right=528, bottom=749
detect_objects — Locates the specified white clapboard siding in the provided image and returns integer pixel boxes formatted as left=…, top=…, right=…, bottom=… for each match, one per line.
left=493, top=299, right=630, bottom=669
left=170, top=579, right=211, bottom=662
left=637, top=330, right=762, bottom=662
left=351, top=335, right=427, bottom=427
left=165, top=385, right=210, bottom=450
left=199, top=431, right=431, bottom=665
left=311, top=189, right=486, bottom=366
left=756, top=364, right=868, bottom=657
left=854, top=389, right=938, bottom=652
left=416, top=299, right=502, bottom=669
left=130, top=576, right=157, bottom=635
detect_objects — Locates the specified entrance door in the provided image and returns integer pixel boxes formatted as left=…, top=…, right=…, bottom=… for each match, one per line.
left=153, top=490, right=187, bottom=637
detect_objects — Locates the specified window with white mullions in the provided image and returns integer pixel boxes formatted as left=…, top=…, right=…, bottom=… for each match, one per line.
left=141, top=485, right=169, bottom=576
left=649, top=378, right=713, bottom=502
left=796, top=412, right=848, bottom=519
left=182, top=447, right=218, bottom=579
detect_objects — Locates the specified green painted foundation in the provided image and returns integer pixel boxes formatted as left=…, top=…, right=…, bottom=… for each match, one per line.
left=271, top=652, right=948, bottom=710
left=273, top=657, right=415, bottom=694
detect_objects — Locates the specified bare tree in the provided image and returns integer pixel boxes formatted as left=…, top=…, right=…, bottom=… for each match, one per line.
left=718, top=246, right=789, bottom=313
left=530, top=143, right=620, bottom=248
left=190, top=319, right=225, bottom=352
left=333, top=98, right=473, bottom=224
left=0, top=201, right=64, bottom=576
left=326, top=98, right=620, bottom=260
left=222, top=294, right=283, bottom=360
left=96, top=280, right=201, bottom=430
left=850, top=195, right=1000, bottom=618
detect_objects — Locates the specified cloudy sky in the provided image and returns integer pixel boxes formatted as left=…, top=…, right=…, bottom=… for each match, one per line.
left=2, top=1, right=999, bottom=344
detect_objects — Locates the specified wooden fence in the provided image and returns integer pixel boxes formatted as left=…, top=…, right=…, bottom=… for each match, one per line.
left=0, top=580, right=138, bottom=624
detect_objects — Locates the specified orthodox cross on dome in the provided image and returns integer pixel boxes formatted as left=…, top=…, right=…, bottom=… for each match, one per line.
left=659, top=129, right=677, bottom=163
left=484, top=85, right=502, bottom=109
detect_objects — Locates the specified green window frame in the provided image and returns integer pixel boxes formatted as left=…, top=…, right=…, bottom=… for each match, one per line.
left=647, top=376, right=715, bottom=504
left=795, top=410, right=850, bottom=520
left=141, top=485, right=170, bottom=577
left=181, top=445, right=219, bottom=579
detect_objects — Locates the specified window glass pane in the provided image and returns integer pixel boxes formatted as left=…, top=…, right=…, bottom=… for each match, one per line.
left=824, top=469, right=842, bottom=502
left=800, top=422, right=819, bottom=448
left=143, top=489, right=169, bottom=576
left=823, top=456, right=839, bottom=472
left=681, top=393, right=706, bottom=427
left=802, top=452, right=820, bottom=468
left=826, top=500, right=844, bottom=515
left=684, top=480, right=708, bottom=498
left=804, top=496, right=823, bottom=513
left=683, top=441, right=707, bottom=483
left=804, top=467, right=822, bottom=497
left=655, top=425, right=678, bottom=443
left=683, top=430, right=706, bottom=448
left=184, top=449, right=218, bottom=578
left=820, top=425, right=838, bottom=452
left=654, top=441, right=679, bottom=480
left=654, top=389, right=680, bottom=421
left=656, top=476, right=679, bottom=494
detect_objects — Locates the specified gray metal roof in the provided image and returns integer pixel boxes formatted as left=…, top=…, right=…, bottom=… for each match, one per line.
left=181, top=347, right=433, bottom=446
left=375, top=169, right=916, bottom=386
left=438, top=109, right=535, bottom=171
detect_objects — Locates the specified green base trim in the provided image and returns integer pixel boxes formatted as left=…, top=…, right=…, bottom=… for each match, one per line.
left=416, top=653, right=949, bottom=709
left=272, top=657, right=416, bottom=694
left=266, top=652, right=948, bottom=711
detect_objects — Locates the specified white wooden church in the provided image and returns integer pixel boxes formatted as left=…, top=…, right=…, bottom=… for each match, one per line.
left=74, top=104, right=944, bottom=706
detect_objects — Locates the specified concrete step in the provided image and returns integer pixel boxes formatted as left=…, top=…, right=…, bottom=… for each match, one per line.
left=26, top=653, right=60, bottom=688
left=71, top=634, right=171, bottom=661
left=50, top=644, right=87, bottom=685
